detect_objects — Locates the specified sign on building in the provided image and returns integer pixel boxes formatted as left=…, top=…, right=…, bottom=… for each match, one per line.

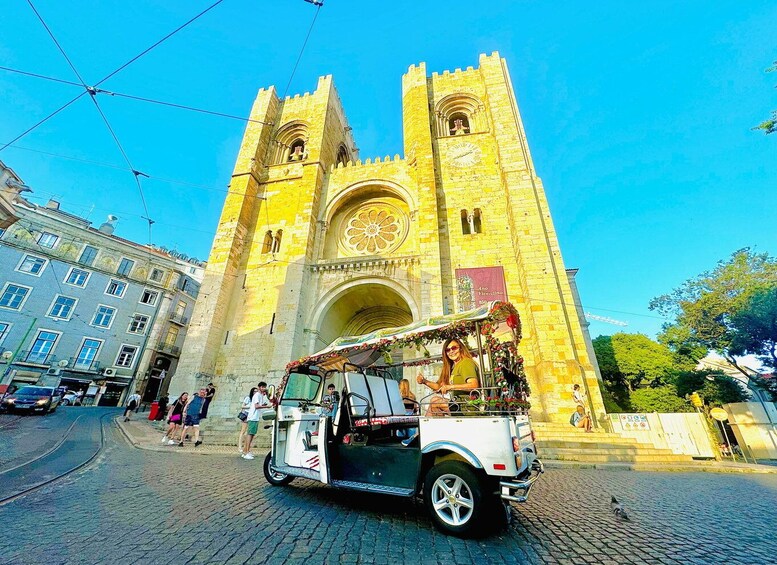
left=618, top=413, right=650, bottom=431
left=455, top=266, right=507, bottom=311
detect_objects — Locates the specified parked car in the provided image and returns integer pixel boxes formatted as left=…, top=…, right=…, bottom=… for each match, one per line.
left=60, top=390, right=84, bottom=406
left=263, top=301, right=543, bottom=537
left=1, top=386, right=61, bottom=414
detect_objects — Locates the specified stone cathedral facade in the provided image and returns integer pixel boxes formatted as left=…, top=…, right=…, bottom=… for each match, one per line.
left=171, top=52, right=606, bottom=425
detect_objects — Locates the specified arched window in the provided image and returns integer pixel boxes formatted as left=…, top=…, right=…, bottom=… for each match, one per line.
left=272, top=121, right=309, bottom=164
left=461, top=209, right=470, bottom=235
left=449, top=113, right=470, bottom=135
left=472, top=208, right=482, bottom=234
left=435, top=93, right=485, bottom=138
left=272, top=230, right=283, bottom=253
left=261, top=231, right=273, bottom=254
left=288, top=139, right=306, bottom=162
left=336, top=144, right=350, bottom=166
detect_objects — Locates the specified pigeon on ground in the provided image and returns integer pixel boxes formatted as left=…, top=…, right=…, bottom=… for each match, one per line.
left=611, top=496, right=629, bottom=520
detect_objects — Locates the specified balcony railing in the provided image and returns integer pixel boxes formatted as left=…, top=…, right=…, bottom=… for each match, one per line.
left=169, top=312, right=189, bottom=326
left=155, top=342, right=181, bottom=356
left=17, top=350, right=53, bottom=366
left=69, top=358, right=102, bottom=373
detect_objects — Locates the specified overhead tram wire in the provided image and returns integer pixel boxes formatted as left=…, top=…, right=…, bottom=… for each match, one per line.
left=0, top=0, right=228, bottom=153
left=25, top=1, right=155, bottom=244
left=0, top=66, right=272, bottom=126
left=1, top=142, right=254, bottom=196
left=282, top=0, right=323, bottom=99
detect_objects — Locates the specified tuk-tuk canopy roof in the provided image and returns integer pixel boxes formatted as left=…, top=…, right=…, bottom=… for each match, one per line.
left=286, top=301, right=521, bottom=373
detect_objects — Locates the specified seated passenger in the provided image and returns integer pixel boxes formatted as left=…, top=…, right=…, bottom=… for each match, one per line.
left=416, top=338, right=480, bottom=416
left=399, top=379, right=417, bottom=415
left=570, top=405, right=593, bottom=432
left=322, top=383, right=339, bottom=419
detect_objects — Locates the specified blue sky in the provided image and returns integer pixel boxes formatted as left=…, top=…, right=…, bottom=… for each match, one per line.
left=1, top=1, right=775, bottom=338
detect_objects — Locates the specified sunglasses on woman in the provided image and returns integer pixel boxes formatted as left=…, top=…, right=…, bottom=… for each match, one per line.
left=445, top=345, right=460, bottom=352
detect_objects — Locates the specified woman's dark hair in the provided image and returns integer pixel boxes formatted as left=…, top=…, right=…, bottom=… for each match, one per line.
left=247, top=387, right=258, bottom=399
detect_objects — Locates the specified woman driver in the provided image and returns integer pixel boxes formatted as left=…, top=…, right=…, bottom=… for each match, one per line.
left=416, top=338, right=479, bottom=415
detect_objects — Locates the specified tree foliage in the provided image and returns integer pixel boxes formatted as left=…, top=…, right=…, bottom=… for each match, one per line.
left=729, top=286, right=777, bottom=370
left=650, top=249, right=777, bottom=377
left=592, top=333, right=675, bottom=391
left=629, top=385, right=692, bottom=413
left=672, top=369, right=749, bottom=407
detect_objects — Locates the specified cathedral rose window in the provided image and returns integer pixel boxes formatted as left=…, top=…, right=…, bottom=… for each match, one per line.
left=345, top=207, right=400, bottom=254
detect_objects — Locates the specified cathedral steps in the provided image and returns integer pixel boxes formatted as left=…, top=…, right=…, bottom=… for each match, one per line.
left=532, top=421, right=696, bottom=464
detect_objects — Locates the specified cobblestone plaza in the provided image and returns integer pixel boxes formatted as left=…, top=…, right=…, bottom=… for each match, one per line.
left=2, top=413, right=776, bottom=564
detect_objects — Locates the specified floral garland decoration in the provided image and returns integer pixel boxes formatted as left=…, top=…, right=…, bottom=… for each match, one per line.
left=280, top=301, right=528, bottom=400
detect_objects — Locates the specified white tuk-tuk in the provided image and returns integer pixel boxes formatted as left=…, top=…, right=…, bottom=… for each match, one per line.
left=262, top=301, right=543, bottom=536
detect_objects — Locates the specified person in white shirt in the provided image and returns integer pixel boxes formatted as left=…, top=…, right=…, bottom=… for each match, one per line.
left=241, top=381, right=271, bottom=460
left=123, top=390, right=142, bottom=422
left=237, top=386, right=257, bottom=454
left=572, top=384, right=586, bottom=407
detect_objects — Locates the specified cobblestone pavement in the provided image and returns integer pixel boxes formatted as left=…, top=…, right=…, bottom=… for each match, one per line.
left=1, top=420, right=776, bottom=565
left=0, top=409, right=83, bottom=471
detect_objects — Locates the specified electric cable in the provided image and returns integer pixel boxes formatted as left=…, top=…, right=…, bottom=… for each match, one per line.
left=282, top=1, right=322, bottom=99
left=0, top=66, right=272, bottom=125
left=1, top=0, right=228, bottom=152
left=24, top=0, right=155, bottom=243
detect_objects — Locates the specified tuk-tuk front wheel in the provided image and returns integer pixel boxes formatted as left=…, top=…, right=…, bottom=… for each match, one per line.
left=423, top=461, right=486, bottom=537
left=263, top=452, right=294, bottom=486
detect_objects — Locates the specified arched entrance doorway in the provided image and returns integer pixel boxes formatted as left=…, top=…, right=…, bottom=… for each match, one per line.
left=314, top=281, right=415, bottom=347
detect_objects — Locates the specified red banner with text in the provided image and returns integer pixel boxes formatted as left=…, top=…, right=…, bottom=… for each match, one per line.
left=455, top=266, right=508, bottom=311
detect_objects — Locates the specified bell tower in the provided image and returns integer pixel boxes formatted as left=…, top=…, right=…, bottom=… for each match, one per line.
left=171, top=76, right=357, bottom=411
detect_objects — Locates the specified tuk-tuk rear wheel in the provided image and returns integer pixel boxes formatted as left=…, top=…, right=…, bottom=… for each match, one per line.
left=263, top=452, right=294, bottom=486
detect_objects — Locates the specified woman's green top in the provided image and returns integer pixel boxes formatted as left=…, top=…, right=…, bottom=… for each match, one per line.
left=450, top=357, right=479, bottom=388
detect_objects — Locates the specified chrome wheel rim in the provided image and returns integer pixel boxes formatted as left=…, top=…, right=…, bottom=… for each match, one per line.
left=431, top=473, right=474, bottom=527
left=268, top=463, right=287, bottom=481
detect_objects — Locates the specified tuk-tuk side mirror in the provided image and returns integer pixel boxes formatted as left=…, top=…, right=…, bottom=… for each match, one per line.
left=262, top=410, right=276, bottom=421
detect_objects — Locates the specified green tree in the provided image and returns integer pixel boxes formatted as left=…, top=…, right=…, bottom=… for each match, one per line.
left=592, top=333, right=675, bottom=391
left=729, top=286, right=777, bottom=370
left=672, top=369, right=749, bottom=407
left=753, top=61, right=776, bottom=135
left=629, top=385, right=692, bottom=413
left=650, top=249, right=777, bottom=378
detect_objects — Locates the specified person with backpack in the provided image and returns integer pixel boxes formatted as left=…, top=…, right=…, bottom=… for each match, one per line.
left=123, top=390, right=142, bottom=422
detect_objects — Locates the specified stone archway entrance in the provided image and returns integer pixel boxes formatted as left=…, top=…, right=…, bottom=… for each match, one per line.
left=315, top=282, right=414, bottom=346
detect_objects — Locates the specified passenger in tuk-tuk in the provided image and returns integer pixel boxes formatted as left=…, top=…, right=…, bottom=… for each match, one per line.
left=417, top=338, right=480, bottom=416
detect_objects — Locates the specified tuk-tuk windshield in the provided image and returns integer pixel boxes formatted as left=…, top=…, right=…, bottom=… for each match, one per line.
left=281, top=371, right=322, bottom=405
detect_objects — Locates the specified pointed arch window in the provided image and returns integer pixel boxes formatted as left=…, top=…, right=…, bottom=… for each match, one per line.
left=261, top=231, right=273, bottom=254
left=460, top=209, right=471, bottom=235
left=472, top=208, right=482, bottom=233
left=461, top=208, right=482, bottom=235
left=272, top=230, right=283, bottom=253
left=336, top=144, right=350, bottom=166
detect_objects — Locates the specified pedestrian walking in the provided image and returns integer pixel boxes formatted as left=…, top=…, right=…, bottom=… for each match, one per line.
left=201, top=383, right=216, bottom=419
left=242, top=382, right=270, bottom=460
left=178, top=388, right=207, bottom=447
left=237, top=387, right=257, bottom=454
left=123, top=390, right=142, bottom=422
left=162, top=392, right=187, bottom=444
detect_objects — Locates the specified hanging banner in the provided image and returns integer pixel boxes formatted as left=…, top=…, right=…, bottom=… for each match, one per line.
left=455, top=266, right=508, bottom=311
